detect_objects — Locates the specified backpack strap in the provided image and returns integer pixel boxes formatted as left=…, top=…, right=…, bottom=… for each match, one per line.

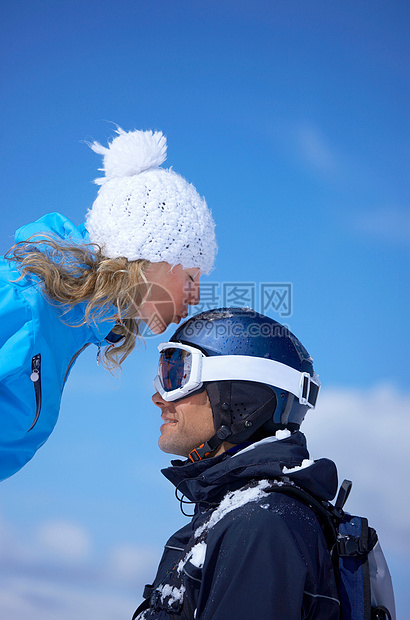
left=372, top=606, right=392, bottom=620
left=132, top=584, right=153, bottom=619
left=264, top=481, right=339, bottom=551
left=338, top=515, right=373, bottom=620
left=335, top=479, right=352, bottom=511
left=132, top=598, right=150, bottom=619
left=265, top=479, right=383, bottom=620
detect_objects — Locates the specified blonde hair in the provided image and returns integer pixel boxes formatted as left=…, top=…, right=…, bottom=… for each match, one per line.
left=6, top=236, right=151, bottom=371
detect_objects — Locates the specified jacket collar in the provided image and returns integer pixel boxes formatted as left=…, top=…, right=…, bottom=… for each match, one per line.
left=162, top=431, right=338, bottom=507
left=54, top=301, right=118, bottom=345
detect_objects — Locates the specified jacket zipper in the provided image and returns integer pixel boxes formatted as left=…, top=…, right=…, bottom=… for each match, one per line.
left=28, top=343, right=93, bottom=432
left=28, top=354, right=42, bottom=432
left=62, top=343, right=91, bottom=387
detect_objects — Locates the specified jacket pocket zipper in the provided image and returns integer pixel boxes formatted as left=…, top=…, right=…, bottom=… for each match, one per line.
left=28, top=354, right=42, bottom=432
left=27, top=344, right=91, bottom=432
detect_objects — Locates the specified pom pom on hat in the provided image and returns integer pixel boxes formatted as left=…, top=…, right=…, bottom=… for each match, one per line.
left=86, top=127, right=217, bottom=274
left=90, top=128, right=167, bottom=185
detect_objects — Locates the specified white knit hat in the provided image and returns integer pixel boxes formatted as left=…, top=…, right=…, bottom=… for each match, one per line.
left=85, top=127, right=217, bottom=274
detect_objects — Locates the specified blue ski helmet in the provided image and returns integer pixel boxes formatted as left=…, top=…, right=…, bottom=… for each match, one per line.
left=164, top=308, right=320, bottom=454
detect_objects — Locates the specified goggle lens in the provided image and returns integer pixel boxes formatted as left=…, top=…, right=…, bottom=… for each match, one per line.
left=159, top=348, right=193, bottom=392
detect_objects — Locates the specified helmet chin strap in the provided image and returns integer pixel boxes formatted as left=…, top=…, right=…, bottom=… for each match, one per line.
left=188, top=425, right=232, bottom=463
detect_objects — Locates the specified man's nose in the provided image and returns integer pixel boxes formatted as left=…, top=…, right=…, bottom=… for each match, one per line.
left=152, top=391, right=166, bottom=408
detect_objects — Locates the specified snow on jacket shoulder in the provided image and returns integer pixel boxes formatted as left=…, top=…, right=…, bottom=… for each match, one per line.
left=0, top=213, right=116, bottom=481
left=134, top=433, right=340, bottom=620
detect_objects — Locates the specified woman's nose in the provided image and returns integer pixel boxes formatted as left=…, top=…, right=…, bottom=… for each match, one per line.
left=187, top=281, right=201, bottom=306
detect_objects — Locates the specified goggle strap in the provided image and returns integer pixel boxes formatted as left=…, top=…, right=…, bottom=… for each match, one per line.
left=201, top=356, right=320, bottom=407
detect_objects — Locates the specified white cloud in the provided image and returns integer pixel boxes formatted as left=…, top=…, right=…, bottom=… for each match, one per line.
left=0, top=518, right=92, bottom=568
left=295, top=122, right=342, bottom=177
left=270, top=120, right=349, bottom=181
left=0, top=575, right=137, bottom=620
left=37, top=520, right=91, bottom=562
left=0, top=516, right=159, bottom=620
left=352, top=206, right=410, bottom=244
left=108, top=545, right=159, bottom=584
left=272, top=119, right=380, bottom=186
left=303, top=384, right=410, bottom=554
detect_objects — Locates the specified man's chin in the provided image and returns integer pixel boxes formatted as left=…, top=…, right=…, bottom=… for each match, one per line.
left=158, top=435, right=189, bottom=458
left=158, top=441, right=181, bottom=457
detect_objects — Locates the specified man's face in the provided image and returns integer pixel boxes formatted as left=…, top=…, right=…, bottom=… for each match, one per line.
left=152, top=389, right=215, bottom=457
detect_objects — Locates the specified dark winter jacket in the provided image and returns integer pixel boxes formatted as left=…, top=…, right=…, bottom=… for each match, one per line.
left=134, top=432, right=341, bottom=619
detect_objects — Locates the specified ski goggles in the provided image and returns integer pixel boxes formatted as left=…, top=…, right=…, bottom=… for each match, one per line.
left=154, top=342, right=320, bottom=406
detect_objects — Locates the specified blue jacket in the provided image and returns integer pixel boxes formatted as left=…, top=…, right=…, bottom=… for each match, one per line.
left=0, top=213, right=117, bottom=481
left=134, top=432, right=340, bottom=619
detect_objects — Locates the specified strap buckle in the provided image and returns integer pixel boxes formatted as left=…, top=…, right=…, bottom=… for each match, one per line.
left=337, top=535, right=367, bottom=557
left=189, top=444, right=210, bottom=462
left=299, top=372, right=319, bottom=407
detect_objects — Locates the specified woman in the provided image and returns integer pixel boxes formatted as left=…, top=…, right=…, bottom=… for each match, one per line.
left=0, top=127, right=216, bottom=481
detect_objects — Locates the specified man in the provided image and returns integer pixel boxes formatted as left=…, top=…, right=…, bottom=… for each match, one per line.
left=132, top=308, right=387, bottom=620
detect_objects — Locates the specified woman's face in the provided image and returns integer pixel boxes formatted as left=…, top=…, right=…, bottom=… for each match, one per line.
left=136, top=262, right=201, bottom=333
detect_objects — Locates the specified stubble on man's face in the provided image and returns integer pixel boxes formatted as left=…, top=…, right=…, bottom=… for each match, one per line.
left=154, top=389, right=216, bottom=458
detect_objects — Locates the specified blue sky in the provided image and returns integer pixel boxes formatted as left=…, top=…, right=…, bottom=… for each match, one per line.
left=0, top=1, right=409, bottom=618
